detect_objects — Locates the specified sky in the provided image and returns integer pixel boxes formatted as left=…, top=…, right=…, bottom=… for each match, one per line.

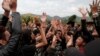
left=0, top=0, right=92, bottom=17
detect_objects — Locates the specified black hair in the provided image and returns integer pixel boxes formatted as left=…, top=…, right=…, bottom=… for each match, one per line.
left=73, top=31, right=87, bottom=46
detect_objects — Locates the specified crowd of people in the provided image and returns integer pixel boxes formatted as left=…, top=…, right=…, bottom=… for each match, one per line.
left=0, top=0, right=100, bottom=56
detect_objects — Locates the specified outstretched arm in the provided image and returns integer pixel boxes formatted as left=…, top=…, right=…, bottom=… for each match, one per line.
left=90, top=0, right=100, bottom=37
left=79, top=7, right=94, bottom=43
left=35, top=22, right=48, bottom=48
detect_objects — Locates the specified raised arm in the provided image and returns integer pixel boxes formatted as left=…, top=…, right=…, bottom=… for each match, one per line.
left=0, top=0, right=10, bottom=27
left=89, top=0, right=100, bottom=37
left=79, top=7, right=87, bottom=31
left=0, top=0, right=21, bottom=56
left=35, top=21, right=48, bottom=48
left=79, top=7, right=94, bottom=43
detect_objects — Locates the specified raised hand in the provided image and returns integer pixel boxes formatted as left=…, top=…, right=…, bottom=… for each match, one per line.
left=90, top=0, right=100, bottom=14
left=2, top=0, right=11, bottom=16
left=79, top=8, right=87, bottom=16
left=79, top=7, right=87, bottom=19
left=10, top=0, right=17, bottom=12
left=41, top=12, right=47, bottom=22
left=2, top=0, right=11, bottom=12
